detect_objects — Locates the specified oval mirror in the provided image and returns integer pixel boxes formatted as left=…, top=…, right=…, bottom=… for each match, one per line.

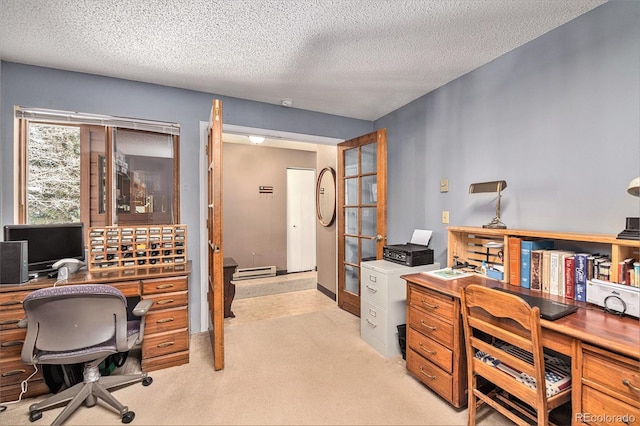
left=316, top=167, right=336, bottom=227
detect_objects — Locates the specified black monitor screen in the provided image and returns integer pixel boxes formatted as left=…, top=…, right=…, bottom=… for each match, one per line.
left=3, top=223, right=85, bottom=273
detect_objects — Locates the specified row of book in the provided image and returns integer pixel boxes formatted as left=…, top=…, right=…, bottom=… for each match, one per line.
left=507, top=237, right=640, bottom=302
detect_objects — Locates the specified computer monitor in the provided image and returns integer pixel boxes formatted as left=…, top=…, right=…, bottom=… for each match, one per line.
left=3, top=223, right=85, bottom=276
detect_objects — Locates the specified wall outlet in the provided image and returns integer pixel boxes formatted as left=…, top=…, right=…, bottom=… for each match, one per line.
left=442, top=210, right=449, bottom=224
left=440, top=178, right=449, bottom=193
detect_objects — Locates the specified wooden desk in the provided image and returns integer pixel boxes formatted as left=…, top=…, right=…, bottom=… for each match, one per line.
left=0, top=262, right=191, bottom=403
left=402, top=272, right=640, bottom=425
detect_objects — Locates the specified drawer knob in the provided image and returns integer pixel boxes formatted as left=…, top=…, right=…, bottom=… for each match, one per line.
left=418, top=342, right=436, bottom=355
left=157, top=318, right=174, bottom=324
left=366, top=285, right=377, bottom=293
left=420, top=320, right=437, bottom=331
left=418, top=366, right=436, bottom=380
left=365, top=319, right=377, bottom=328
left=156, top=299, right=175, bottom=305
left=0, top=319, right=20, bottom=326
left=0, top=300, right=23, bottom=307
left=421, top=299, right=438, bottom=309
left=622, top=379, right=640, bottom=394
left=1, top=340, right=24, bottom=348
left=157, top=341, right=175, bottom=348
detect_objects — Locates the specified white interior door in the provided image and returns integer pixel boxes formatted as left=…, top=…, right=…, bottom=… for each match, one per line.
left=287, top=168, right=316, bottom=273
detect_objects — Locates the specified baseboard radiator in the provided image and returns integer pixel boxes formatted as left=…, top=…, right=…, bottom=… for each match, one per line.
left=232, top=265, right=277, bottom=280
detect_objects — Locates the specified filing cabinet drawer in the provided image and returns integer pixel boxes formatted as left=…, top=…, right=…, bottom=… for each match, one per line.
left=0, top=328, right=26, bottom=357
left=408, top=307, right=454, bottom=348
left=407, top=348, right=453, bottom=402
left=361, top=301, right=387, bottom=344
left=143, top=290, right=188, bottom=311
left=408, top=286, right=454, bottom=322
left=144, top=306, right=188, bottom=335
left=142, top=276, right=188, bottom=295
left=142, top=329, right=189, bottom=359
left=581, top=386, right=640, bottom=426
left=361, top=268, right=389, bottom=307
left=407, top=327, right=453, bottom=373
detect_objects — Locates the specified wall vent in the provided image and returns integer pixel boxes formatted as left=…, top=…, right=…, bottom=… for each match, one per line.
left=232, top=265, right=276, bottom=280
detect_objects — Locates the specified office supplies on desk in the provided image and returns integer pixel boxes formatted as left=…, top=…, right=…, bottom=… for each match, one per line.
left=493, top=287, right=578, bottom=321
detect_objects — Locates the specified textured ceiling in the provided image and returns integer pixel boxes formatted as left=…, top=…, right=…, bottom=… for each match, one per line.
left=1, top=0, right=606, bottom=121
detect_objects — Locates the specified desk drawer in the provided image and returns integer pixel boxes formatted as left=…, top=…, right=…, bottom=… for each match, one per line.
left=143, top=291, right=188, bottom=311
left=0, top=291, right=29, bottom=312
left=408, top=307, right=454, bottom=348
left=1, top=379, right=49, bottom=403
left=583, top=345, right=640, bottom=407
left=581, top=386, right=640, bottom=426
left=144, top=307, right=188, bottom=335
left=407, top=327, right=453, bottom=373
left=142, top=329, right=189, bottom=359
left=408, top=286, right=454, bottom=323
left=1, top=328, right=26, bottom=357
left=142, top=276, right=188, bottom=295
left=0, top=309, right=25, bottom=331
left=407, top=348, right=452, bottom=402
left=0, top=356, right=41, bottom=387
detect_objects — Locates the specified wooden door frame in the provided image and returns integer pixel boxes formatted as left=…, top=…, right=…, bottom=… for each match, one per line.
left=337, top=129, right=387, bottom=316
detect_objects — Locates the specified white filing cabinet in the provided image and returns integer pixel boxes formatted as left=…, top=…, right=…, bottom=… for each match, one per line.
left=360, top=260, right=440, bottom=358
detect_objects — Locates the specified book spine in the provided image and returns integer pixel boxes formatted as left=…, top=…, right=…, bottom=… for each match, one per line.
left=531, top=250, right=543, bottom=291
left=542, top=250, right=551, bottom=294
left=508, top=237, right=521, bottom=286
left=574, top=253, right=589, bottom=302
left=549, top=252, right=559, bottom=296
left=564, top=256, right=575, bottom=299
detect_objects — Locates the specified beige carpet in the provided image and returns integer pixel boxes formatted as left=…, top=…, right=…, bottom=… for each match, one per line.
left=1, top=289, right=510, bottom=425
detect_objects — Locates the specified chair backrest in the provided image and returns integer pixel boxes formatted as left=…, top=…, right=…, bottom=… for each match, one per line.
left=21, top=284, right=129, bottom=361
left=460, top=284, right=548, bottom=414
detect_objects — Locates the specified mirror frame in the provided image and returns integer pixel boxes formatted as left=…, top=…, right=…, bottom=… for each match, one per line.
left=316, top=167, right=337, bottom=227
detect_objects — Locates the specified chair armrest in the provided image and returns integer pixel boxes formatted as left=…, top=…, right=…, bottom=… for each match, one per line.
left=18, top=318, right=28, bottom=328
left=132, top=299, right=154, bottom=317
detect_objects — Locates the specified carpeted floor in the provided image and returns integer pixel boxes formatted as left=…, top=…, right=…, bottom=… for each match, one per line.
left=0, top=289, right=510, bottom=425
left=233, top=271, right=317, bottom=299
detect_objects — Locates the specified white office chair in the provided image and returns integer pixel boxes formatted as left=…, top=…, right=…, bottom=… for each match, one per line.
left=20, top=284, right=153, bottom=425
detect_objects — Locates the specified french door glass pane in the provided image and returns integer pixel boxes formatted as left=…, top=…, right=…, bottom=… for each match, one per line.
left=345, top=264, right=359, bottom=294
left=345, top=208, right=358, bottom=234
left=361, top=175, right=377, bottom=205
left=361, top=238, right=376, bottom=262
left=361, top=207, right=377, bottom=237
left=361, top=142, right=377, bottom=174
left=27, top=123, right=81, bottom=224
left=345, top=236, right=358, bottom=264
left=344, top=148, right=358, bottom=176
left=345, top=177, right=358, bottom=206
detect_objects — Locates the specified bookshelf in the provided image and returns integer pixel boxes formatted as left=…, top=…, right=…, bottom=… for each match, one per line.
left=88, top=224, right=187, bottom=271
left=447, top=226, right=640, bottom=285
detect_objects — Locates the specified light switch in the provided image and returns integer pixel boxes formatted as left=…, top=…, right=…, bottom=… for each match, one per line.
left=442, top=210, right=449, bottom=224
left=440, top=178, right=449, bottom=193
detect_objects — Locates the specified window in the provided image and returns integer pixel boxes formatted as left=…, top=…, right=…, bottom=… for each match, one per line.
left=16, top=107, right=180, bottom=226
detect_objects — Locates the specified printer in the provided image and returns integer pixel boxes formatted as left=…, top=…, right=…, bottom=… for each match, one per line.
left=383, top=229, right=434, bottom=267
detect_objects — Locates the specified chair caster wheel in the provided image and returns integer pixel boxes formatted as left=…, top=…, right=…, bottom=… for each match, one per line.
left=142, top=376, right=153, bottom=386
left=122, top=411, right=135, bottom=424
left=29, top=409, right=42, bottom=422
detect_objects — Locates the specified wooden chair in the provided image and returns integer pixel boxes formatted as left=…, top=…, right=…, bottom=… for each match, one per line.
left=460, top=285, right=571, bottom=426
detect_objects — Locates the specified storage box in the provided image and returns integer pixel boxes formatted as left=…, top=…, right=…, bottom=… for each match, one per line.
left=487, top=269, right=504, bottom=281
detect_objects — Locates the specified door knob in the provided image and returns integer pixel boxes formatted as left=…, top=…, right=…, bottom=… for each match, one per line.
left=376, top=234, right=384, bottom=241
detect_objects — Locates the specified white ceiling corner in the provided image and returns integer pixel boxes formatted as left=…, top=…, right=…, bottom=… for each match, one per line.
left=0, top=0, right=607, bottom=121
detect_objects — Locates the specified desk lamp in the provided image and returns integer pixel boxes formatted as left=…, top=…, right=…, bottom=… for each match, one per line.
left=617, top=177, right=640, bottom=240
left=469, top=180, right=507, bottom=229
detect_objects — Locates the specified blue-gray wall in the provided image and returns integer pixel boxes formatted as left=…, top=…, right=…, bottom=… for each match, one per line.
left=376, top=0, right=640, bottom=265
left=1, top=0, right=638, bottom=330
left=0, top=63, right=372, bottom=333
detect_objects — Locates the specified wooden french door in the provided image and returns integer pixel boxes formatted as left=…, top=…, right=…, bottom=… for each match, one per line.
left=337, top=129, right=387, bottom=317
left=207, top=99, right=225, bottom=370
